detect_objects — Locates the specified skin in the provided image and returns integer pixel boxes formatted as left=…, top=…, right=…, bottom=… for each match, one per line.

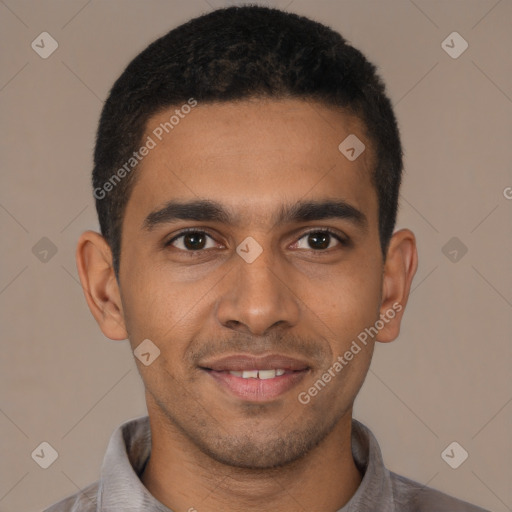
left=76, top=98, right=417, bottom=512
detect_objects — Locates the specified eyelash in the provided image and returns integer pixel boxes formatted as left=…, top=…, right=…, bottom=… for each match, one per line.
left=164, top=227, right=349, bottom=253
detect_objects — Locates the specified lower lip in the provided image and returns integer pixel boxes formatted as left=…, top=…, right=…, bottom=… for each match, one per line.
left=204, top=369, right=309, bottom=402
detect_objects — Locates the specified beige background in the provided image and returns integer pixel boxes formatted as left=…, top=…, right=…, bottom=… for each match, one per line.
left=1, top=1, right=511, bottom=511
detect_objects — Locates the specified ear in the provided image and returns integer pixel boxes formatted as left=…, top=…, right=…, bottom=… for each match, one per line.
left=75, top=230, right=128, bottom=340
left=375, top=228, right=418, bottom=343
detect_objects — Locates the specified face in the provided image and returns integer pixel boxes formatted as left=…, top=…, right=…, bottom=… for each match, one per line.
left=115, top=99, right=387, bottom=468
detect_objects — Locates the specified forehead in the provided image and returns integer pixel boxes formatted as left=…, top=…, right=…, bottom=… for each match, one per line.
left=124, top=98, right=377, bottom=229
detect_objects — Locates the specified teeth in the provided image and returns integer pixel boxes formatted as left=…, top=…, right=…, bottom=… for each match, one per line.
left=228, top=369, right=286, bottom=379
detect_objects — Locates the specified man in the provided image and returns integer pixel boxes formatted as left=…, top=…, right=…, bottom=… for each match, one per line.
left=44, top=5, right=490, bottom=512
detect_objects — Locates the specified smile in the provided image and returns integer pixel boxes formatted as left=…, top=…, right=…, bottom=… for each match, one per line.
left=226, top=369, right=287, bottom=379
left=202, top=367, right=309, bottom=402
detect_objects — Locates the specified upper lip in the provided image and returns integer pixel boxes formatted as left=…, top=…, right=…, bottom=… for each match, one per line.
left=199, top=354, right=311, bottom=372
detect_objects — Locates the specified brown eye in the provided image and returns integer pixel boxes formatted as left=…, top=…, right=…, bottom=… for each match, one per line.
left=166, top=231, right=216, bottom=251
left=295, top=229, right=346, bottom=251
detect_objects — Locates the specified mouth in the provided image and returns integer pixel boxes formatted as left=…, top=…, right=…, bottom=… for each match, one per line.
left=199, top=354, right=311, bottom=402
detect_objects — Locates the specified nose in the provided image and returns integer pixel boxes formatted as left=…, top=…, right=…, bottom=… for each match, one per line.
left=215, top=246, right=300, bottom=337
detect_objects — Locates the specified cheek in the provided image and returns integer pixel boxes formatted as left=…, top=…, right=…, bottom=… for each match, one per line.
left=303, top=262, right=382, bottom=345
left=119, top=264, right=211, bottom=356
left=119, top=268, right=173, bottom=348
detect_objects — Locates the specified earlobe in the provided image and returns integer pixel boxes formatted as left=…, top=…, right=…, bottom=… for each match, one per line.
left=75, top=231, right=128, bottom=341
left=376, top=229, right=418, bottom=343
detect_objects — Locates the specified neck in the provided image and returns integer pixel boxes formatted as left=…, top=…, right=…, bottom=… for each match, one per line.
left=140, top=410, right=362, bottom=512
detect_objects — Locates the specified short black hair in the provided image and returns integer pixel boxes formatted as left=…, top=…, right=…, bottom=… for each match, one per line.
left=93, top=5, right=403, bottom=277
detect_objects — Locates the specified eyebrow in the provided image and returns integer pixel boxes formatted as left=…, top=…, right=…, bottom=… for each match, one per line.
left=142, top=198, right=368, bottom=233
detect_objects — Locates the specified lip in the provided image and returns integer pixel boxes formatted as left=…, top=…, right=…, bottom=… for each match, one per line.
left=199, top=353, right=311, bottom=402
left=204, top=368, right=309, bottom=402
left=199, top=353, right=311, bottom=372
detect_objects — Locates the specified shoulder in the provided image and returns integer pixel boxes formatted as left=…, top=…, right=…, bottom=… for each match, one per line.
left=41, top=481, right=99, bottom=512
left=390, top=471, right=491, bottom=512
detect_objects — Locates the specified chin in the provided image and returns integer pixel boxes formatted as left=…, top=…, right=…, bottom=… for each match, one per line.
left=197, top=425, right=328, bottom=470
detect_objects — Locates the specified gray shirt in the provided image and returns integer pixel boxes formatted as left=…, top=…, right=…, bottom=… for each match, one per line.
left=42, top=415, right=490, bottom=512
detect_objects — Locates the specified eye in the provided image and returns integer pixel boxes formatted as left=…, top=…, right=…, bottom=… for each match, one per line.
left=165, top=228, right=349, bottom=254
left=166, top=229, right=219, bottom=251
left=293, top=229, right=347, bottom=251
